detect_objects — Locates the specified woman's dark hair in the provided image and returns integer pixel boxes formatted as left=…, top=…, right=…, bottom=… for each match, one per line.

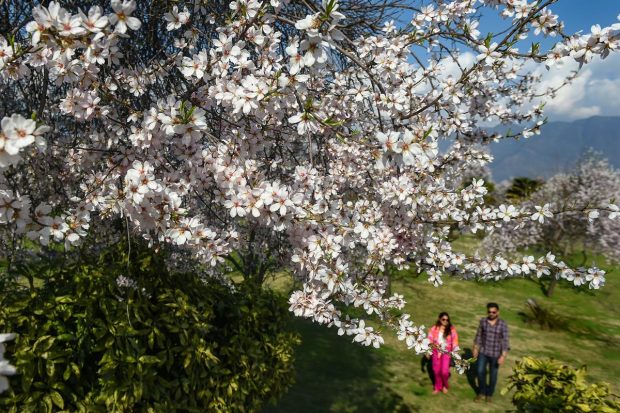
left=435, top=312, right=453, bottom=338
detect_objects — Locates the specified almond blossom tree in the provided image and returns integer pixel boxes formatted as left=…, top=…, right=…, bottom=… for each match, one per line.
left=483, top=154, right=620, bottom=296
left=1, top=0, right=620, bottom=375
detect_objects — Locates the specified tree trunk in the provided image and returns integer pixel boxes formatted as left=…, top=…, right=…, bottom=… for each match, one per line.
left=545, top=278, right=557, bottom=297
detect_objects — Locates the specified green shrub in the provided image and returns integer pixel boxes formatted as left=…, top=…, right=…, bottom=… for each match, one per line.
left=0, top=243, right=299, bottom=412
left=503, top=356, right=620, bottom=413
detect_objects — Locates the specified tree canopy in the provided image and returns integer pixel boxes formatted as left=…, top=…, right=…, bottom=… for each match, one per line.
left=1, top=0, right=620, bottom=378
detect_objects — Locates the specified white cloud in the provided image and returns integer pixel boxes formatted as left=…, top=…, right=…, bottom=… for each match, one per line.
left=438, top=51, right=476, bottom=79
left=534, top=53, right=620, bottom=121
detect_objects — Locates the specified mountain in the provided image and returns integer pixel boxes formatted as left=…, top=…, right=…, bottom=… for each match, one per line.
left=488, top=116, right=620, bottom=182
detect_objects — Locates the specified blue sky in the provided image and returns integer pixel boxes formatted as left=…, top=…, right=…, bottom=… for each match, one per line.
left=484, top=1, right=619, bottom=34
left=537, top=0, right=619, bottom=34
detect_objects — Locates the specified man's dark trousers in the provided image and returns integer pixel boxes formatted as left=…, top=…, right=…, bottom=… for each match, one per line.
left=477, top=353, right=499, bottom=396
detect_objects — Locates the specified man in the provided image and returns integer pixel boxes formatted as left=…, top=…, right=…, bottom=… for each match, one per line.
left=473, top=302, right=510, bottom=403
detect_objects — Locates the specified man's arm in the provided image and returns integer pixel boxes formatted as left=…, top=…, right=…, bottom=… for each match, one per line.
left=498, top=321, right=510, bottom=364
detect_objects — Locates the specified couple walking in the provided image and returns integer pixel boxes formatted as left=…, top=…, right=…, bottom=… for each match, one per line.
left=426, top=302, right=510, bottom=403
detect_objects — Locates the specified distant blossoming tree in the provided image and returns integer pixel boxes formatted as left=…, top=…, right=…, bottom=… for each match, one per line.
left=1, top=0, right=620, bottom=374
left=483, top=154, right=620, bottom=296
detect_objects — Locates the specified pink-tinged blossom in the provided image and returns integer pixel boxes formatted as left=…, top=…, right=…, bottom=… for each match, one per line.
left=55, top=7, right=86, bottom=37
left=109, top=0, right=141, bottom=34
left=0, top=36, right=14, bottom=69
left=586, top=267, right=606, bottom=289
left=79, top=6, right=109, bottom=34
left=0, top=114, right=48, bottom=168
left=164, top=6, right=190, bottom=31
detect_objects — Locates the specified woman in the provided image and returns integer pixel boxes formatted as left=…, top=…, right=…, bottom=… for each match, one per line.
left=427, top=312, right=459, bottom=394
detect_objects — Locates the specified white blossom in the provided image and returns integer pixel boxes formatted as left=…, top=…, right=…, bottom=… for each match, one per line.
left=109, top=0, right=141, bottom=33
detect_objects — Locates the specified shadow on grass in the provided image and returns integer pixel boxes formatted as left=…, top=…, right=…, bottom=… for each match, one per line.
left=264, top=318, right=421, bottom=413
left=517, top=298, right=618, bottom=347
left=420, top=354, right=434, bottom=387
left=461, top=348, right=479, bottom=395
left=565, top=323, right=619, bottom=347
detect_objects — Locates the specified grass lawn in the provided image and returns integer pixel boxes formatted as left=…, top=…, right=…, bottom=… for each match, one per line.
left=263, top=253, right=620, bottom=413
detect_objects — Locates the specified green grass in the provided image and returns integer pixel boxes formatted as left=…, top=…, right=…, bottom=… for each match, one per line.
left=264, top=252, right=620, bottom=413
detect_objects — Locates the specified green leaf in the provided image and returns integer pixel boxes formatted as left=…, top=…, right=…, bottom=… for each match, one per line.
left=55, top=296, right=75, bottom=304
left=138, top=355, right=160, bottom=364
left=50, top=390, right=64, bottom=409
left=56, top=334, right=75, bottom=342
left=63, top=365, right=71, bottom=381
left=484, top=33, right=493, bottom=48
left=46, top=361, right=56, bottom=377
left=42, top=395, right=53, bottom=413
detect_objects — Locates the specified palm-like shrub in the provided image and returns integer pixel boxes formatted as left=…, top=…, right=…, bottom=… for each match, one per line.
left=503, top=356, right=620, bottom=413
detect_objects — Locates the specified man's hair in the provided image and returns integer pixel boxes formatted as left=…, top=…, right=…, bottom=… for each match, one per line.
left=487, top=302, right=499, bottom=310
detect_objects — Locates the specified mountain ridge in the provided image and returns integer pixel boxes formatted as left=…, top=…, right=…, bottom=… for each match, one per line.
left=488, top=116, right=620, bottom=182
